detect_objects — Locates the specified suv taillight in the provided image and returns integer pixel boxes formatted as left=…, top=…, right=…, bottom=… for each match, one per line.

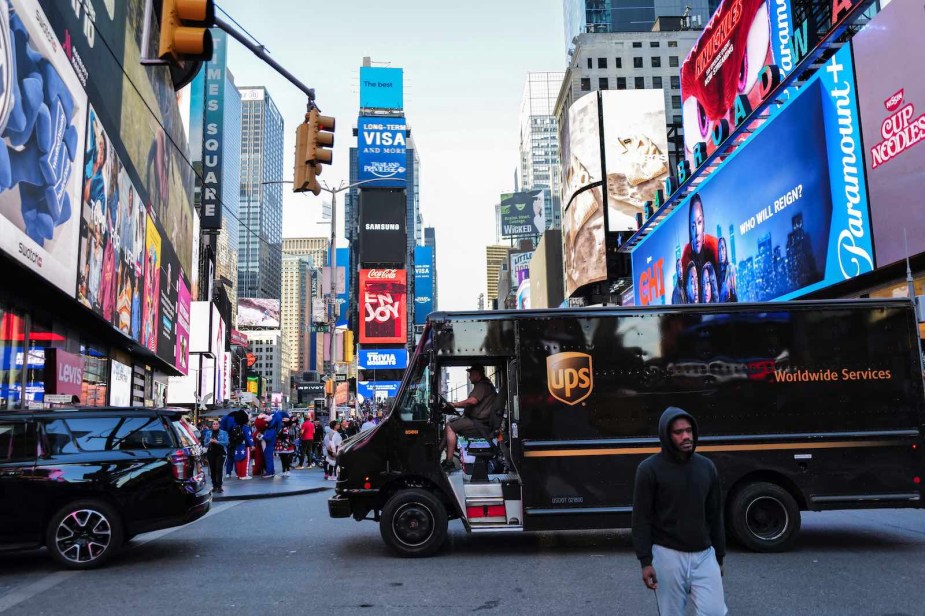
left=170, top=449, right=191, bottom=480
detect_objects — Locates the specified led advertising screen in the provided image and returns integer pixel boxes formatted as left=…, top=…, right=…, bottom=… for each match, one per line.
left=499, top=191, right=545, bottom=238
left=563, top=186, right=607, bottom=297
left=633, top=47, right=872, bottom=306
left=359, top=269, right=407, bottom=344
left=359, top=67, right=404, bottom=110
left=359, top=191, right=407, bottom=264
left=357, top=348, right=408, bottom=370
left=357, top=117, right=407, bottom=188
left=852, top=0, right=925, bottom=267
left=562, top=92, right=602, bottom=209
left=238, top=298, right=281, bottom=328
left=509, top=250, right=532, bottom=287
left=0, top=0, right=87, bottom=295
left=357, top=380, right=401, bottom=402
left=680, top=0, right=794, bottom=161
left=601, top=90, right=670, bottom=231
left=413, top=245, right=434, bottom=326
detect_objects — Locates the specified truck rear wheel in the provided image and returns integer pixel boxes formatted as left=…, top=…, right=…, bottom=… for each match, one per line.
left=380, top=488, right=448, bottom=558
left=729, top=481, right=801, bottom=552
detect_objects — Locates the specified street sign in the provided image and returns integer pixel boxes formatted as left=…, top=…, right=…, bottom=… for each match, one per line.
left=335, top=374, right=347, bottom=382
left=312, top=324, right=330, bottom=333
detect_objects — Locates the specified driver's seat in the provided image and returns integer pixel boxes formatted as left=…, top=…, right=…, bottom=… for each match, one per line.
left=465, top=390, right=509, bottom=482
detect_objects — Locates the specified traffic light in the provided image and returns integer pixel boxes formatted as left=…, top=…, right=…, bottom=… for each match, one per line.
left=293, top=108, right=335, bottom=194
left=343, top=330, right=354, bottom=364
left=158, top=0, right=215, bottom=63
left=324, top=379, right=335, bottom=396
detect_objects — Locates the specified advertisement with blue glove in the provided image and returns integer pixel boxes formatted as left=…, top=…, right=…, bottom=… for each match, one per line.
left=0, top=0, right=87, bottom=294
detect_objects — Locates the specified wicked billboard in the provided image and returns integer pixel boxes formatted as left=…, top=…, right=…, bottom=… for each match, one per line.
left=633, top=47, right=872, bottom=306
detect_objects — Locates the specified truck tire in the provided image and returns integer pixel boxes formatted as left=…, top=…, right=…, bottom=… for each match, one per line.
left=380, top=488, right=448, bottom=557
left=46, top=499, right=124, bottom=569
left=729, top=481, right=801, bottom=552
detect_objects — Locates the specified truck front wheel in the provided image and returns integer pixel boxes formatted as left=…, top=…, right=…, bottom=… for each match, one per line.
left=380, top=488, right=448, bottom=557
left=729, top=481, right=801, bottom=552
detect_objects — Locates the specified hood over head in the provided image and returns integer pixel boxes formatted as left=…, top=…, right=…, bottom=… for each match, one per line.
left=658, top=406, right=699, bottom=460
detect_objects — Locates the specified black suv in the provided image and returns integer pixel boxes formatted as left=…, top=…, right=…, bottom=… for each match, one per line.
left=0, top=407, right=211, bottom=569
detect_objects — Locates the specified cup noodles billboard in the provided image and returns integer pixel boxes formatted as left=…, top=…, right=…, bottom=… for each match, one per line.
left=852, top=0, right=925, bottom=267
left=359, top=269, right=407, bottom=344
left=680, top=0, right=794, bottom=161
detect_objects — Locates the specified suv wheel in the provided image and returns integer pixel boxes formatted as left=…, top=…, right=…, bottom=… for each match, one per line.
left=380, top=488, right=448, bottom=557
left=46, top=500, right=124, bottom=569
left=729, top=481, right=801, bottom=552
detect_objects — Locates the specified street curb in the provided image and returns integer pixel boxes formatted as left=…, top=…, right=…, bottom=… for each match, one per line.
left=212, top=486, right=331, bottom=502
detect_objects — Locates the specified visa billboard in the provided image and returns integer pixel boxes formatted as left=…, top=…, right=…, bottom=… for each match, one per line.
left=414, top=245, right=434, bottom=326
left=359, top=67, right=404, bottom=110
left=633, top=47, right=872, bottom=306
left=358, top=117, right=407, bottom=188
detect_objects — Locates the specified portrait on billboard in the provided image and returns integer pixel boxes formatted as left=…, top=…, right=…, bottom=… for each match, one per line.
left=563, top=93, right=602, bottom=209
left=680, top=0, right=794, bottom=161
left=563, top=187, right=607, bottom=297
left=142, top=213, right=161, bottom=352
left=499, top=190, right=545, bottom=238
left=634, top=48, right=871, bottom=306
left=0, top=0, right=87, bottom=295
left=601, top=91, right=670, bottom=230
left=359, top=269, right=407, bottom=344
left=852, top=0, right=925, bottom=268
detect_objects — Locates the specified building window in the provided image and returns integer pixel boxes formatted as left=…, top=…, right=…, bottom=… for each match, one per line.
left=653, top=76, right=663, bottom=89
left=669, top=56, right=679, bottom=67
left=615, top=57, right=622, bottom=68
left=586, top=58, right=593, bottom=69
left=672, top=95, right=682, bottom=108
left=599, top=77, right=609, bottom=90
left=650, top=41, right=660, bottom=47
left=651, top=56, right=661, bottom=68
left=671, top=76, right=680, bottom=90
left=580, top=78, right=591, bottom=91
left=632, top=41, right=643, bottom=48
left=668, top=40, right=678, bottom=47
left=617, top=77, right=626, bottom=90
left=673, top=115, right=682, bottom=124
left=633, top=57, right=643, bottom=69
left=598, top=57, right=608, bottom=69
left=635, top=76, right=645, bottom=89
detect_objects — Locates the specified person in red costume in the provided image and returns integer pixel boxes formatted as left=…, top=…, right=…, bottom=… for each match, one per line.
left=251, top=414, right=268, bottom=477
left=680, top=194, right=719, bottom=300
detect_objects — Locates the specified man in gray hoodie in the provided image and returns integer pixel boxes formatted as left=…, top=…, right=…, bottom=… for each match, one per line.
left=632, top=407, right=727, bottom=615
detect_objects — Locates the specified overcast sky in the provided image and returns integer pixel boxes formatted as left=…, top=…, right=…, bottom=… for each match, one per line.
left=218, top=0, right=565, bottom=310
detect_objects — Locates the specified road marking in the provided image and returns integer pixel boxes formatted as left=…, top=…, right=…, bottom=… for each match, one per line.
left=0, top=501, right=242, bottom=613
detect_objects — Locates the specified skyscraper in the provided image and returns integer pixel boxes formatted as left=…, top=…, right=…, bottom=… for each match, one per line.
left=238, top=87, right=284, bottom=299
left=424, top=226, right=438, bottom=310
left=282, top=237, right=330, bottom=270
left=520, top=72, right=565, bottom=231
left=281, top=254, right=315, bottom=376
left=485, top=245, right=511, bottom=305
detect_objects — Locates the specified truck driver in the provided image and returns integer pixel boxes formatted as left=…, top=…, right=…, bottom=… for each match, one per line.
left=441, top=364, right=497, bottom=471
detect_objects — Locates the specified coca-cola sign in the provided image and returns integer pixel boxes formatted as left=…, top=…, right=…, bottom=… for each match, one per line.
left=359, top=269, right=407, bottom=344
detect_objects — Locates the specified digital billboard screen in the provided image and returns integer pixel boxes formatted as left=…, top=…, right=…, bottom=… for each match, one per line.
left=852, top=0, right=925, bottom=267
left=562, top=92, right=602, bottom=209
left=357, top=348, right=408, bottom=370
left=680, top=0, right=794, bottom=161
left=413, top=245, right=434, bottom=326
left=563, top=187, right=606, bottom=297
left=601, top=90, right=670, bottom=231
left=359, top=191, right=407, bottom=264
left=633, top=46, right=872, bottom=306
left=238, top=298, right=281, bottom=328
left=359, top=269, right=407, bottom=344
left=359, top=67, right=404, bottom=110
left=499, top=191, right=545, bottom=238
left=357, top=380, right=401, bottom=402
left=357, top=117, right=407, bottom=188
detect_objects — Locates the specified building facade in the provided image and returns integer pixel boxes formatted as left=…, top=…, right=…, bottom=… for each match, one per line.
left=282, top=237, right=330, bottom=269
left=237, top=87, right=284, bottom=300
left=424, top=227, right=439, bottom=310
left=280, top=255, right=315, bottom=377
left=520, top=72, right=566, bottom=231
left=239, top=329, right=289, bottom=398
left=485, top=245, right=511, bottom=305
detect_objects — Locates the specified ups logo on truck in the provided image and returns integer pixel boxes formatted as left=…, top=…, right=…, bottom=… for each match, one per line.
left=546, top=352, right=593, bottom=405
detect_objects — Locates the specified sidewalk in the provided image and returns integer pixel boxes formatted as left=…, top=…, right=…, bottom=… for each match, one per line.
left=211, top=466, right=333, bottom=502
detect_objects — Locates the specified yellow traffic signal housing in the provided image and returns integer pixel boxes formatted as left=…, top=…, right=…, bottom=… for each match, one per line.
left=293, top=109, right=335, bottom=194
left=324, top=379, right=335, bottom=396
left=306, top=109, right=336, bottom=164
left=343, top=330, right=355, bottom=364
left=159, top=0, right=215, bottom=63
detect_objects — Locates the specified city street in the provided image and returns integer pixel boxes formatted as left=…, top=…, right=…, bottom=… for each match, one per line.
left=1, top=488, right=923, bottom=615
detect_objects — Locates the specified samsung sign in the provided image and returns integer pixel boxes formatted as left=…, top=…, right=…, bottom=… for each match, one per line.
left=199, top=30, right=227, bottom=231
left=358, top=348, right=408, bottom=370
left=360, top=66, right=404, bottom=110
left=358, top=117, right=407, bottom=188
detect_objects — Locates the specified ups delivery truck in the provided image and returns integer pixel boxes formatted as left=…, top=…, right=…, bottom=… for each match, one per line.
left=328, top=300, right=925, bottom=557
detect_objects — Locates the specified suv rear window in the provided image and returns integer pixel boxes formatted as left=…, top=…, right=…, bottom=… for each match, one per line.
left=171, top=419, right=199, bottom=448
left=0, top=421, right=37, bottom=462
left=62, top=416, right=174, bottom=451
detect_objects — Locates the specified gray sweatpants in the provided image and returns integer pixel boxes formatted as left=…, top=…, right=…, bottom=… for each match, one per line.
left=652, top=544, right=727, bottom=616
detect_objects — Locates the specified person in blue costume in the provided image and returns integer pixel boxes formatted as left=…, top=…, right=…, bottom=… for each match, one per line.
left=220, top=410, right=249, bottom=477
left=261, top=410, right=290, bottom=478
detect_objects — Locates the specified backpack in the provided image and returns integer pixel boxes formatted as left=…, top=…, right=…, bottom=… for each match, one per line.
left=228, top=424, right=244, bottom=446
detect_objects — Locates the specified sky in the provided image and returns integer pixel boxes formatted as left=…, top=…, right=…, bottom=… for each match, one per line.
left=218, top=0, right=565, bottom=310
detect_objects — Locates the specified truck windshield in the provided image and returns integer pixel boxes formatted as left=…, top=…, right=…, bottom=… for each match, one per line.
left=394, top=357, right=430, bottom=422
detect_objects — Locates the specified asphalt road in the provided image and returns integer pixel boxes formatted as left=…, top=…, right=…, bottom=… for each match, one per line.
left=1, top=492, right=923, bottom=615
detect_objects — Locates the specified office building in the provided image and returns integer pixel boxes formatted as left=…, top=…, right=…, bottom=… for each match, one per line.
left=424, top=227, right=439, bottom=310
left=564, top=0, right=715, bottom=56
left=520, top=72, right=565, bottom=231
left=238, top=329, right=290, bottom=398
left=282, top=237, right=330, bottom=269
left=238, top=87, right=284, bottom=299
left=485, top=245, right=511, bottom=305
left=281, top=255, right=315, bottom=376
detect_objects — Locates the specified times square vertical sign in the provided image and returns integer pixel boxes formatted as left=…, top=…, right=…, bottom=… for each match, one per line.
left=199, top=30, right=227, bottom=231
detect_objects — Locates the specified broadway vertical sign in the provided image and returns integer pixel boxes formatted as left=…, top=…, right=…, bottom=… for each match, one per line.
left=200, top=30, right=227, bottom=230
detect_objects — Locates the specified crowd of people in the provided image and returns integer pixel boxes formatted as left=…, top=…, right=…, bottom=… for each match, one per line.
left=195, top=410, right=386, bottom=490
